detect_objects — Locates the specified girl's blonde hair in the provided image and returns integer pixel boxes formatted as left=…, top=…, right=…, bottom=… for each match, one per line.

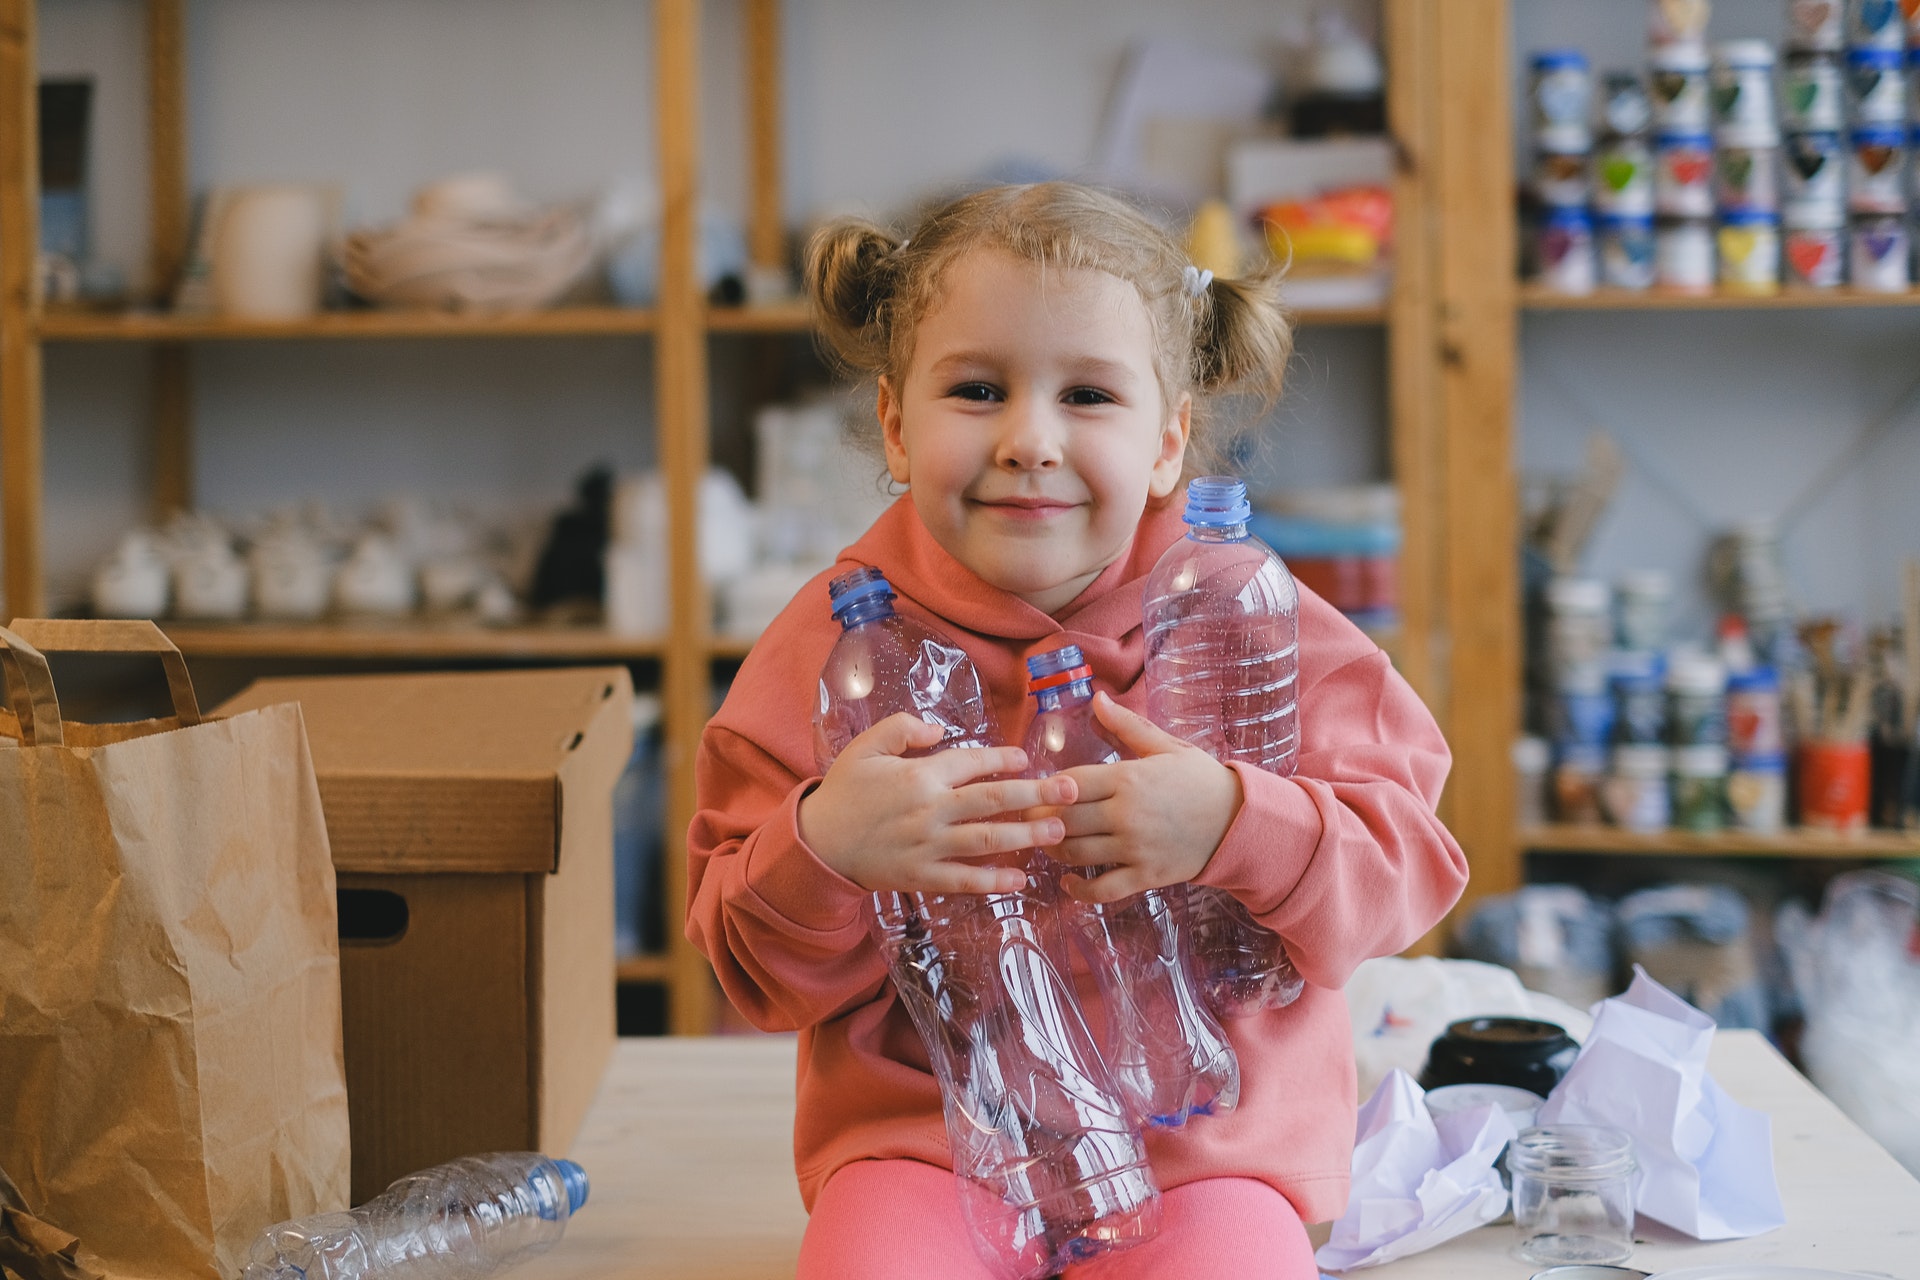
left=804, top=182, right=1293, bottom=472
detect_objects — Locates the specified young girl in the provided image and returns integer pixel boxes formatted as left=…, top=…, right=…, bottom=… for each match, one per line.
left=687, top=182, right=1467, bottom=1279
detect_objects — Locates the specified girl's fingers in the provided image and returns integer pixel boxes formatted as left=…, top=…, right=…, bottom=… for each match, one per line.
left=948, top=817, right=1064, bottom=859
left=1063, top=864, right=1149, bottom=905
left=1046, top=832, right=1123, bottom=867
left=1091, top=692, right=1193, bottom=756
left=950, top=773, right=1075, bottom=821
left=936, top=744, right=1031, bottom=785
left=910, top=862, right=1031, bottom=896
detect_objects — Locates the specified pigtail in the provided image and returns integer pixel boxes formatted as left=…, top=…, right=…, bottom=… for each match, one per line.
left=1192, top=264, right=1293, bottom=413
left=804, top=219, right=904, bottom=377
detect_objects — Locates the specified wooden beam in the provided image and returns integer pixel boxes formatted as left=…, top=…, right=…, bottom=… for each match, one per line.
left=656, top=0, right=717, bottom=1036
left=745, top=0, right=783, bottom=273
left=0, top=0, right=44, bottom=620
left=147, top=0, right=186, bottom=304
left=152, top=344, right=191, bottom=518
left=1432, top=0, right=1521, bottom=902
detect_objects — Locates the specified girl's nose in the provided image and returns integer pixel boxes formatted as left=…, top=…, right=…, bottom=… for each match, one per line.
left=994, top=400, right=1063, bottom=470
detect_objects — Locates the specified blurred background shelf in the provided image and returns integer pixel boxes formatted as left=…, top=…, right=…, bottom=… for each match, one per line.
left=1521, top=286, right=1920, bottom=312
left=615, top=954, right=672, bottom=984
left=159, top=621, right=670, bottom=661
left=38, top=305, right=660, bottom=341
left=1522, top=824, right=1920, bottom=860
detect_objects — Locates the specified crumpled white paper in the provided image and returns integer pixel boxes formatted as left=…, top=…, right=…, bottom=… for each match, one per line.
left=1314, top=1069, right=1517, bottom=1271
left=1535, top=965, right=1786, bottom=1240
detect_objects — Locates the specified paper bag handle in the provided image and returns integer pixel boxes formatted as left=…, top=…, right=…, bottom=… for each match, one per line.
left=0, top=626, right=66, bottom=747
left=0, top=620, right=202, bottom=746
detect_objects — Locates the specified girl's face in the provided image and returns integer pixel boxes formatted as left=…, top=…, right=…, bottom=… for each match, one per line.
left=877, top=248, right=1189, bottom=615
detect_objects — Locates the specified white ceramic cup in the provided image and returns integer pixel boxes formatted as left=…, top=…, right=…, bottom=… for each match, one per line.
left=212, top=184, right=329, bottom=319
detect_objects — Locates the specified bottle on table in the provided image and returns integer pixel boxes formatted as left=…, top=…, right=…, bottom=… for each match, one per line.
left=1021, top=642, right=1240, bottom=1129
left=241, top=1152, right=587, bottom=1280
left=1142, top=477, right=1307, bottom=1018
left=813, top=567, right=1159, bottom=1280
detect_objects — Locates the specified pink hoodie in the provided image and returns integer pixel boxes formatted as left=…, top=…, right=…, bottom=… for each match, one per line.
left=687, top=496, right=1467, bottom=1223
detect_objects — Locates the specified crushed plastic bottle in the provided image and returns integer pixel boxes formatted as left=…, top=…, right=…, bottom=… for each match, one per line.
left=1142, top=476, right=1307, bottom=1017
left=813, top=567, right=1159, bottom=1279
left=240, top=1151, right=587, bottom=1280
left=1022, top=643, right=1240, bottom=1128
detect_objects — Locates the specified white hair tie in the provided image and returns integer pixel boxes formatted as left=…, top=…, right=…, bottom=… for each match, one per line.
left=1182, top=265, right=1214, bottom=298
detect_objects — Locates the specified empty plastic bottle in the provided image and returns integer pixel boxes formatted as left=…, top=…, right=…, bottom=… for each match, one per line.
left=813, top=566, right=1159, bottom=1280
left=1022, top=643, right=1240, bottom=1129
left=1142, top=477, right=1307, bottom=1018
left=240, top=1152, right=587, bottom=1280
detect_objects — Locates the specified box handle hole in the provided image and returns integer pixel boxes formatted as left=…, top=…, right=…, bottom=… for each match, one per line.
left=338, top=888, right=410, bottom=945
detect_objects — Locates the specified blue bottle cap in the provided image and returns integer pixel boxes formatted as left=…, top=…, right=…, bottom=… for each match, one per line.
left=557, top=1158, right=589, bottom=1211
left=1847, top=46, right=1903, bottom=70
left=1532, top=49, right=1589, bottom=70
left=1182, top=476, right=1251, bottom=527
left=827, top=566, right=894, bottom=619
left=1850, top=124, right=1907, bottom=146
left=1025, top=643, right=1086, bottom=681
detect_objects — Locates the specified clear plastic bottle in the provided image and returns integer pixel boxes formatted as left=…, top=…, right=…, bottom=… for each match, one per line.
left=813, top=567, right=1159, bottom=1280
left=1142, top=476, right=1307, bottom=1018
left=1022, top=643, right=1240, bottom=1129
left=240, top=1152, right=587, bottom=1280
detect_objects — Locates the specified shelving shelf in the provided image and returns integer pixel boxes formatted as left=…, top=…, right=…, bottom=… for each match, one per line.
left=1524, top=824, right=1920, bottom=860
left=1521, top=285, right=1920, bottom=312
left=615, top=954, right=672, bottom=984
left=38, top=305, right=660, bottom=341
left=155, top=622, right=763, bottom=661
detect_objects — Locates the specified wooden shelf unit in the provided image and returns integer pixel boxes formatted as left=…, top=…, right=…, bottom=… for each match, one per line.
left=0, top=0, right=1459, bottom=1028
left=1521, top=285, right=1920, bottom=312
left=1524, top=824, right=1920, bottom=860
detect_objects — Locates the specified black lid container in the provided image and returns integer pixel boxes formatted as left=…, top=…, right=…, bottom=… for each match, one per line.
left=1418, top=1016, right=1580, bottom=1096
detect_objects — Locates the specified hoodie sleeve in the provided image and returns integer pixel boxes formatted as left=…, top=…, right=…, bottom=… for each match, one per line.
left=684, top=595, right=891, bottom=1033
left=1188, top=599, right=1468, bottom=990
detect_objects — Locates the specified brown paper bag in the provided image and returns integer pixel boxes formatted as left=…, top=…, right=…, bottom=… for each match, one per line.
left=0, top=620, right=350, bottom=1280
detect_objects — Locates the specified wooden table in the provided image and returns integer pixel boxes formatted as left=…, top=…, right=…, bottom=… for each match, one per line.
left=516, top=1030, right=1920, bottom=1279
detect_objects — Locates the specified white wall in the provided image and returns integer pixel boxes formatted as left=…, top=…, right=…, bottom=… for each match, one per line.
left=1511, top=0, right=1920, bottom=640
left=31, top=0, right=1378, bottom=610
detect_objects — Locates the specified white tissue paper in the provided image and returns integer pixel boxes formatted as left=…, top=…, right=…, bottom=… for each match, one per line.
left=1314, top=1069, right=1517, bottom=1272
left=1534, top=965, right=1786, bottom=1240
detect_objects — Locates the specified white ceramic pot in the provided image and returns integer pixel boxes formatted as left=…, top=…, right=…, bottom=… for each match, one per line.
left=212, top=184, right=329, bottom=319
left=91, top=532, right=172, bottom=618
left=250, top=535, right=332, bottom=621
left=173, top=543, right=249, bottom=620
left=333, top=535, right=417, bottom=616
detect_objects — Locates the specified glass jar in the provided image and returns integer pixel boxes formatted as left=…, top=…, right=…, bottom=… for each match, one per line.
left=1509, top=1124, right=1638, bottom=1266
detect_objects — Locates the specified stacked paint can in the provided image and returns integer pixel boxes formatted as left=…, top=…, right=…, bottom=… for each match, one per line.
left=1543, top=576, right=1613, bottom=821
left=1651, top=4, right=1718, bottom=291
left=1596, top=72, right=1658, bottom=288
left=1712, top=39, right=1784, bottom=292
left=1782, top=1, right=1849, bottom=287
left=1839, top=0, right=1911, bottom=290
left=1530, top=50, right=1598, bottom=294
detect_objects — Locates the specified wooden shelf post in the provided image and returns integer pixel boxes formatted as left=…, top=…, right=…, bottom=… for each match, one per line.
left=148, top=0, right=191, bottom=519
left=0, top=0, right=44, bottom=620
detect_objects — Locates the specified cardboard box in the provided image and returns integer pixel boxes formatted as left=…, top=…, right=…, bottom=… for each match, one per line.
left=217, top=667, right=634, bottom=1202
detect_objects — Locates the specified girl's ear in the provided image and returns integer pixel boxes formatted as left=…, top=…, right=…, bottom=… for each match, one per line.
left=877, top=375, right=911, bottom=485
left=1148, top=393, right=1192, bottom=500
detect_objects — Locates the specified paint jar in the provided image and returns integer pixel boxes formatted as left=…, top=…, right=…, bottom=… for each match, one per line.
left=1554, top=743, right=1608, bottom=826
left=1727, top=666, right=1785, bottom=759
left=1672, top=744, right=1730, bottom=833
left=1850, top=213, right=1911, bottom=291
left=1610, top=651, right=1669, bottom=745
left=1533, top=50, right=1595, bottom=152
left=1599, top=72, right=1652, bottom=139
left=1593, top=137, right=1655, bottom=215
left=1782, top=131, right=1846, bottom=209
left=1718, top=209, right=1781, bottom=293
left=1789, top=0, right=1846, bottom=50
left=1597, top=212, right=1657, bottom=288
left=1847, top=127, right=1907, bottom=213
left=1800, top=739, right=1870, bottom=831
left=1728, top=754, right=1788, bottom=834
left=1546, top=577, right=1613, bottom=680
left=1650, top=43, right=1712, bottom=131
left=1510, top=1125, right=1638, bottom=1267
left=1668, top=650, right=1728, bottom=746
left=1782, top=50, right=1846, bottom=130
left=1649, top=0, right=1710, bottom=47
left=1655, top=131, right=1716, bottom=216
left=1846, top=47, right=1907, bottom=124
left=1537, top=206, right=1598, bottom=295
left=1848, top=0, right=1908, bottom=49
left=1655, top=216, right=1716, bottom=291
left=1710, top=41, right=1778, bottom=136
left=1605, top=744, right=1673, bottom=832
left=1613, top=569, right=1672, bottom=650
left=1715, top=133, right=1781, bottom=213
left=1555, top=665, right=1616, bottom=749
left=1515, top=736, right=1552, bottom=829
left=1783, top=201, right=1846, bottom=286
left=1534, top=148, right=1594, bottom=209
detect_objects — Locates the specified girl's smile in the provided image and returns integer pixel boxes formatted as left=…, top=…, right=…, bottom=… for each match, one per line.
left=877, top=248, right=1190, bottom=615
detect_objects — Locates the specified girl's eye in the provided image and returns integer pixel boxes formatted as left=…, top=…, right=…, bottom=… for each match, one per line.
left=1063, top=387, right=1115, bottom=406
left=948, top=382, right=1000, bottom=402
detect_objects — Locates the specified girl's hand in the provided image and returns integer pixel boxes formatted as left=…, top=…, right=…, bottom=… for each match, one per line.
left=1038, top=692, right=1243, bottom=904
left=798, top=712, right=1078, bottom=896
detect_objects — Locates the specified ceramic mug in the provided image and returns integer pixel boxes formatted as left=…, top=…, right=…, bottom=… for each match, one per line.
left=212, top=184, right=330, bottom=319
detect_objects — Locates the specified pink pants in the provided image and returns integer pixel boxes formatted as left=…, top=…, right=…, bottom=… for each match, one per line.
left=797, top=1158, right=1320, bottom=1280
